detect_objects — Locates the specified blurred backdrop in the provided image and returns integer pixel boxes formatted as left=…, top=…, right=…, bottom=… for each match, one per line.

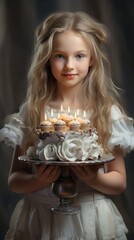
left=0, top=0, right=134, bottom=239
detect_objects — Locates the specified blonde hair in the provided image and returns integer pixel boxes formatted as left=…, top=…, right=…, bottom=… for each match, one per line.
left=26, top=11, right=125, bottom=147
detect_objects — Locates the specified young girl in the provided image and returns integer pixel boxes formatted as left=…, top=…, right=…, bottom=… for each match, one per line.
left=0, top=11, right=134, bottom=240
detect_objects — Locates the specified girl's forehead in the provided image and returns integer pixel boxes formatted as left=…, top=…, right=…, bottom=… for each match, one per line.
left=52, top=30, right=90, bottom=52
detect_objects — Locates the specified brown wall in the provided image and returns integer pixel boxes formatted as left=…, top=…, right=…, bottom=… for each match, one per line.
left=0, top=0, right=134, bottom=239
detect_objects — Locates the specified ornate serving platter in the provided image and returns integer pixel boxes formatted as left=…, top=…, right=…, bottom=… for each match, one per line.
left=18, top=153, right=115, bottom=214
left=18, top=154, right=115, bottom=166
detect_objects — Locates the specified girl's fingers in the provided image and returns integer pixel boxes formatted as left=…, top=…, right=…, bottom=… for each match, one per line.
left=36, top=165, right=61, bottom=181
left=71, top=165, right=98, bottom=178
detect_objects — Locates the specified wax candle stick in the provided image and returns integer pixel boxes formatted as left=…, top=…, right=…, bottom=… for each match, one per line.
left=58, top=113, right=60, bottom=119
left=76, top=109, right=80, bottom=117
left=61, top=105, right=63, bottom=112
left=51, top=109, right=54, bottom=117
left=45, top=113, right=48, bottom=120
left=83, top=110, right=86, bottom=119
left=68, top=106, right=70, bottom=115
left=74, top=112, right=77, bottom=119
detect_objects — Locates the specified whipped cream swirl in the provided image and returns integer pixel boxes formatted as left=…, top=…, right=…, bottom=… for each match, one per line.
left=28, top=131, right=103, bottom=161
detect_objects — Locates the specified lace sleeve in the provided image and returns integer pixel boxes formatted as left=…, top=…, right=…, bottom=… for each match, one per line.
left=0, top=103, right=31, bottom=148
left=108, top=105, right=134, bottom=154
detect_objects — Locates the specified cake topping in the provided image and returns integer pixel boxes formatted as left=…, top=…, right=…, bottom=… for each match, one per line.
left=54, top=119, right=66, bottom=126
left=49, top=117, right=57, bottom=124
left=29, top=109, right=104, bottom=162
left=39, top=121, right=52, bottom=132
left=54, top=120, right=66, bottom=132
left=40, top=121, right=52, bottom=126
left=68, top=120, right=81, bottom=131
left=80, top=119, right=91, bottom=131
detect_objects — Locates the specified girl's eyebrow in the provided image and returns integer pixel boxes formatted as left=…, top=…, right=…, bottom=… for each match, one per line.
left=52, top=50, right=88, bottom=53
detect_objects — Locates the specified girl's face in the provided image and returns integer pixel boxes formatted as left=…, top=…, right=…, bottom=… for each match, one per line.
left=50, top=30, right=92, bottom=89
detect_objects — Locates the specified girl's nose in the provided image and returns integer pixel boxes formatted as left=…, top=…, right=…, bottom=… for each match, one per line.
left=64, top=59, right=74, bottom=71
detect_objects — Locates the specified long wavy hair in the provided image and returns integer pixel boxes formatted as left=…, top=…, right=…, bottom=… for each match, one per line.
left=25, top=11, right=125, bottom=147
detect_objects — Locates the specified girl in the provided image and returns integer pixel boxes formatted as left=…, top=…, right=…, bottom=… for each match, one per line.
left=0, top=11, right=134, bottom=240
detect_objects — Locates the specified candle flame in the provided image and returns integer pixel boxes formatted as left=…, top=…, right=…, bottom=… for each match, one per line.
left=51, top=109, right=53, bottom=117
left=83, top=110, right=86, bottom=119
left=61, top=105, right=63, bottom=112
left=45, top=113, right=47, bottom=120
left=68, top=106, right=70, bottom=114
left=76, top=109, right=79, bottom=117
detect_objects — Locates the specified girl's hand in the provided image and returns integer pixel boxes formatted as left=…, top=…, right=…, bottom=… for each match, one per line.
left=35, top=165, right=61, bottom=185
left=71, top=165, right=100, bottom=185
left=71, top=147, right=126, bottom=196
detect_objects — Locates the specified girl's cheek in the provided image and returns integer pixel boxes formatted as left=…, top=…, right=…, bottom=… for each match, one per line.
left=52, top=61, right=61, bottom=68
left=56, top=63, right=64, bottom=70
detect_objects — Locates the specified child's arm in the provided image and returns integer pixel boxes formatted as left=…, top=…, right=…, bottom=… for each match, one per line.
left=71, top=146, right=126, bottom=195
left=8, top=145, right=61, bottom=193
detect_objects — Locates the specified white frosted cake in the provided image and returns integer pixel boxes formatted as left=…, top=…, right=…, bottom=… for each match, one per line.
left=27, top=112, right=103, bottom=162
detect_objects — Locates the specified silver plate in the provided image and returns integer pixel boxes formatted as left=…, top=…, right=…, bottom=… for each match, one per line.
left=18, top=154, right=115, bottom=166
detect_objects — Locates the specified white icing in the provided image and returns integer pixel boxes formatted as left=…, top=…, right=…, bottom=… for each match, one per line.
left=29, top=131, right=103, bottom=161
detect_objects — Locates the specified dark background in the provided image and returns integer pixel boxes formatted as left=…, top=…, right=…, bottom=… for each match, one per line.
left=0, top=0, right=134, bottom=239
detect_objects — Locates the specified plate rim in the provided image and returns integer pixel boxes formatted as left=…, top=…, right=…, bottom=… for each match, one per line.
left=18, top=154, right=115, bottom=166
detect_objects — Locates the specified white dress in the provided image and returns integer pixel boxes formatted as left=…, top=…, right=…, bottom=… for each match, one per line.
left=0, top=104, right=134, bottom=240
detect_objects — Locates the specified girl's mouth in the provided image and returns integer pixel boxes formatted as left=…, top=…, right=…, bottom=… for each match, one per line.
left=62, top=73, right=77, bottom=79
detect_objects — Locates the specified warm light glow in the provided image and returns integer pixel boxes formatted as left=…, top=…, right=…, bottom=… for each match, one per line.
left=83, top=110, right=86, bottom=119
left=45, top=113, right=47, bottom=120
left=76, top=109, right=79, bottom=117
left=68, top=106, right=70, bottom=114
left=51, top=109, right=53, bottom=117
left=61, top=105, right=63, bottom=112
left=74, top=112, right=77, bottom=119
left=58, top=113, right=60, bottom=119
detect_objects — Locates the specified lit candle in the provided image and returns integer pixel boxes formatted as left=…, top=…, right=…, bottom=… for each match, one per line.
left=51, top=109, right=53, bottom=117
left=45, top=113, right=47, bottom=120
left=76, top=109, right=80, bottom=117
left=83, top=110, right=86, bottom=119
left=58, top=113, right=60, bottom=119
left=68, top=106, right=70, bottom=115
left=74, top=112, right=77, bottom=119
left=61, top=105, right=63, bottom=112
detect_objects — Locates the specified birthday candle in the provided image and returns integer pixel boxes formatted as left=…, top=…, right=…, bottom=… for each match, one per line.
left=45, top=113, right=47, bottom=120
left=51, top=109, right=53, bottom=117
left=61, top=105, right=63, bottom=112
left=74, top=112, right=77, bottom=119
left=58, top=113, right=60, bottom=119
left=76, top=109, right=80, bottom=117
left=68, top=106, right=70, bottom=115
left=83, top=110, right=86, bottom=119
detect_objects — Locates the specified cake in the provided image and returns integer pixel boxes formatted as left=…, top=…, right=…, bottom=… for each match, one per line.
left=59, top=113, right=74, bottom=126
left=54, top=120, right=66, bottom=132
left=40, top=121, right=52, bottom=132
left=49, top=117, right=57, bottom=124
left=68, top=120, right=81, bottom=131
left=26, top=110, right=103, bottom=162
left=80, top=119, right=91, bottom=131
left=27, top=128, right=103, bottom=162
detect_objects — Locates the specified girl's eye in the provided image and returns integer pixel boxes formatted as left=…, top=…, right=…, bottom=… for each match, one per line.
left=55, top=54, right=64, bottom=59
left=76, top=53, right=85, bottom=59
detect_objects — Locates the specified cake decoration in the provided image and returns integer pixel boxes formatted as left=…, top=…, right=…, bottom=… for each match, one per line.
left=27, top=109, right=104, bottom=162
left=40, top=121, right=52, bottom=132
left=54, top=119, right=66, bottom=132
left=68, top=120, right=81, bottom=131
